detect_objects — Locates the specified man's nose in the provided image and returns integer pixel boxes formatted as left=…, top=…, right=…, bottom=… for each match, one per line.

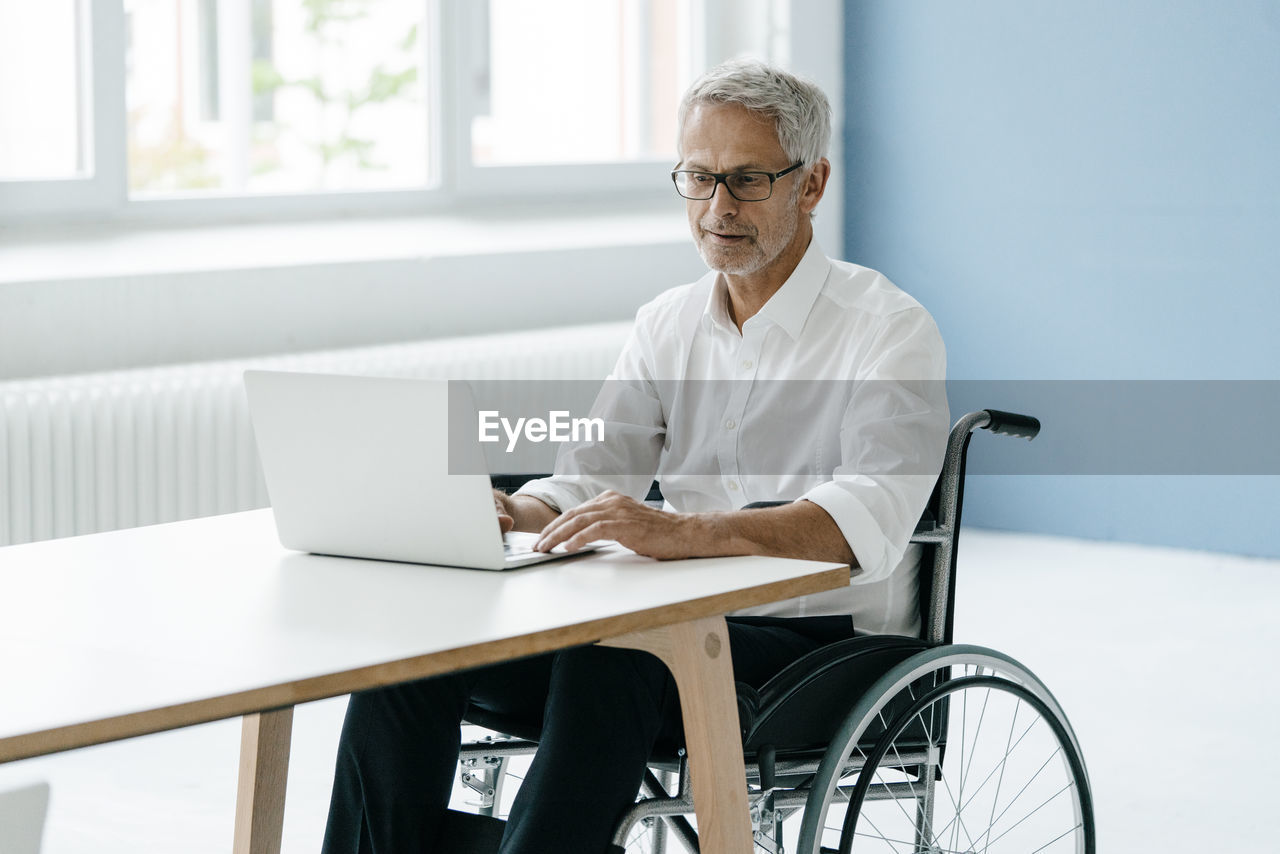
left=708, top=180, right=740, bottom=218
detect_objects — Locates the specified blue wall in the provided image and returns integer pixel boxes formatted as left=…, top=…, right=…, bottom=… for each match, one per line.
left=842, top=1, right=1280, bottom=556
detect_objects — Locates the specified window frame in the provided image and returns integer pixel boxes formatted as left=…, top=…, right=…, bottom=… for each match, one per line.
left=1, top=0, right=126, bottom=220
left=0, top=0, right=839, bottom=228
left=444, top=0, right=695, bottom=200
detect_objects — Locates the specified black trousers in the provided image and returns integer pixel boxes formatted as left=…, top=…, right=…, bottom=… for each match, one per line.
left=321, top=615, right=855, bottom=854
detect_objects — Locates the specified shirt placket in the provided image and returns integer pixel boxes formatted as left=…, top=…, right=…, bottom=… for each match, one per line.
left=717, top=325, right=763, bottom=506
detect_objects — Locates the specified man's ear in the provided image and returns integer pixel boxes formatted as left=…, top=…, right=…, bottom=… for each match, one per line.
left=800, top=158, right=831, bottom=215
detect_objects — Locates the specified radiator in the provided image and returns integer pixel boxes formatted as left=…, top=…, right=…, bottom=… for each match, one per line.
left=0, top=322, right=630, bottom=547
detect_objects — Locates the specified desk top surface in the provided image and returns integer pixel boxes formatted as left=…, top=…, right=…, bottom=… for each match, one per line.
left=0, top=509, right=847, bottom=761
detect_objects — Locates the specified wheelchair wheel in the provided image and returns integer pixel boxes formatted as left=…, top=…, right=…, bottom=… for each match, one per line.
left=797, top=645, right=1094, bottom=854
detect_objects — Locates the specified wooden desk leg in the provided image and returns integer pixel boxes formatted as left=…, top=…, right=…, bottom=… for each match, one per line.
left=233, top=707, right=294, bottom=854
left=600, top=616, right=753, bottom=854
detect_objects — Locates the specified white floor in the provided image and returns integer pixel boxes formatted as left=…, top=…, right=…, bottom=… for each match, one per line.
left=2, top=528, right=1277, bottom=853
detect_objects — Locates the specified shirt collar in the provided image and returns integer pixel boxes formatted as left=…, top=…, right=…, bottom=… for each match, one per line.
left=703, top=273, right=736, bottom=333
left=702, top=239, right=830, bottom=340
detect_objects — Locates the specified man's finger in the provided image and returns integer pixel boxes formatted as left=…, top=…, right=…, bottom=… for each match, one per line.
left=564, top=520, right=611, bottom=551
left=536, top=509, right=612, bottom=551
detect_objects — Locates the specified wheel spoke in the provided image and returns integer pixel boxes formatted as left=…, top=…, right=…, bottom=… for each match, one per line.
left=982, top=752, right=1065, bottom=845
left=959, top=687, right=993, bottom=801
left=1026, top=821, right=1085, bottom=854
left=981, top=782, right=1074, bottom=851
left=852, top=829, right=956, bottom=851
left=979, top=696, right=1021, bottom=854
left=944, top=713, right=1041, bottom=832
left=952, top=685, right=969, bottom=854
left=849, top=808, right=908, bottom=854
left=881, top=716, right=936, bottom=837
left=885, top=704, right=956, bottom=847
left=916, top=700, right=1042, bottom=849
left=954, top=687, right=993, bottom=852
left=934, top=749, right=977, bottom=854
left=835, top=736, right=928, bottom=852
left=820, top=667, right=1089, bottom=854
left=867, top=759, right=948, bottom=852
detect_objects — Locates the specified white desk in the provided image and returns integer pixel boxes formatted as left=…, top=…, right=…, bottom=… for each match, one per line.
left=0, top=509, right=848, bottom=854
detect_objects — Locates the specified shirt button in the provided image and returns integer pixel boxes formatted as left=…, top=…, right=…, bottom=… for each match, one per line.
left=727, top=481, right=740, bottom=491
left=725, top=418, right=736, bottom=430
left=741, top=359, right=753, bottom=370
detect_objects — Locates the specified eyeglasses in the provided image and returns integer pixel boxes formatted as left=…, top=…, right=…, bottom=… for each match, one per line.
left=670, top=161, right=804, bottom=201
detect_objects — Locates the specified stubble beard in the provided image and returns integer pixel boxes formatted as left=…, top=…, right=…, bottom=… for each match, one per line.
left=694, top=194, right=800, bottom=276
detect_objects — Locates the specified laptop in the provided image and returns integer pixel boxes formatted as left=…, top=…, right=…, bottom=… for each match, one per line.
left=0, top=782, right=49, bottom=854
left=243, top=371, right=601, bottom=570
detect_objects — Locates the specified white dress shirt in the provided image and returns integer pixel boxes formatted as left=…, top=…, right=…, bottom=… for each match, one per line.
left=518, top=240, right=948, bottom=636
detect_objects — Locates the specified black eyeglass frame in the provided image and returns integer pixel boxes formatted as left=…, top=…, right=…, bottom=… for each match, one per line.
left=670, top=161, right=805, bottom=202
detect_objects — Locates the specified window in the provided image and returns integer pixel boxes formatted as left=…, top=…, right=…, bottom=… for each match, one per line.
left=474, top=0, right=687, bottom=166
left=125, top=0, right=429, bottom=195
left=1, top=0, right=802, bottom=223
left=0, top=1, right=87, bottom=181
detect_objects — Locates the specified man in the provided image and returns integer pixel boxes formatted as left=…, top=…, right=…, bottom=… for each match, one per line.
left=323, top=59, right=947, bottom=854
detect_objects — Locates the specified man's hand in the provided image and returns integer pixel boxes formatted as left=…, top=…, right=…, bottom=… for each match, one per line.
left=534, top=491, right=857, bottom=566
left=534, top=491, right=705, bottom=560
left=493, top=490, right=515, bottom=535
left=494, top=489, right=560, bottom=535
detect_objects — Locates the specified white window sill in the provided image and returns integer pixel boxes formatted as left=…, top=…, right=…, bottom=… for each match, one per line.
left=0, top=200, right=708, bottom=380
left=0, top=199, right=691, bottom=286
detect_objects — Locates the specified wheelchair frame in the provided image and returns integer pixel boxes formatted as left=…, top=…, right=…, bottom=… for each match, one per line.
left=460, top=410, right=1095, bottom=854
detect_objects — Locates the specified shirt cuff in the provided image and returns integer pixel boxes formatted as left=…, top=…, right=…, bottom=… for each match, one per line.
left=800, top=480, right=901, bottom=585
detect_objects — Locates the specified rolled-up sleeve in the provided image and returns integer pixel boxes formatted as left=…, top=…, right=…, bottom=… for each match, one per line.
left=801, top=307, right=949, bottom=585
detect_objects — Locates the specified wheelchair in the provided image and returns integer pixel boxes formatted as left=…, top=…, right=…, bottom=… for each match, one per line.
left=455, top=410, right=1095, bottom=854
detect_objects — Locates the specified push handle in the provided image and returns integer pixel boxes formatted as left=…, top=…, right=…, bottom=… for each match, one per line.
left=980, top=409, right=1040, bottom=440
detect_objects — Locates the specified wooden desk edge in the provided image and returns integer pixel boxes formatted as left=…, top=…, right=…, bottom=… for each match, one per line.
left=0, top=563, right=849, bottom=763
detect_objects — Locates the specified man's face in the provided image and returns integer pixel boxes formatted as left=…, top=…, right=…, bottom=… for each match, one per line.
left=678, top=102, right=806, bottom=277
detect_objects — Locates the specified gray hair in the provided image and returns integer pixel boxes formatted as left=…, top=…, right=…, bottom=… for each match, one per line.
left=677, top=58, right=832, bottom=166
